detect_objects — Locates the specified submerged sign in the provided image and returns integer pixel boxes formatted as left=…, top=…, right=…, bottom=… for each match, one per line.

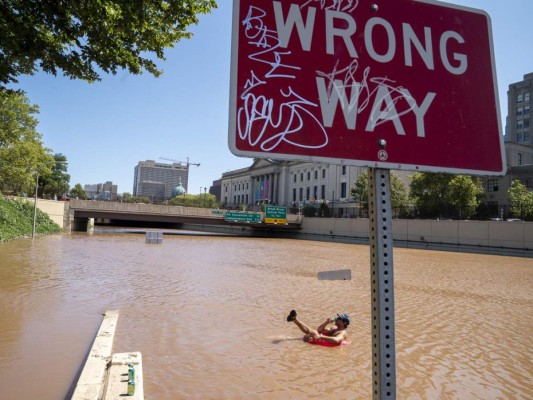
left=224, top=211, right=261, bottom=223
left=264, top=206, right=287, bottom=224
left=229, top=0, right=506, bottom=175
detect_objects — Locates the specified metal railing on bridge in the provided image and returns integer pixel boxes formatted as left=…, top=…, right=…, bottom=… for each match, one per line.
left=69, top=200, right=302, bottom=224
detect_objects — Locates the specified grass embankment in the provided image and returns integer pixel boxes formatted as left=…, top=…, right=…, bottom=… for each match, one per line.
left=0, top=196, right=62, bottom=241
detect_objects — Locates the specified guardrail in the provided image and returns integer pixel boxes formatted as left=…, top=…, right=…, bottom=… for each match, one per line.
left=69, top=200, right=302, bottom=224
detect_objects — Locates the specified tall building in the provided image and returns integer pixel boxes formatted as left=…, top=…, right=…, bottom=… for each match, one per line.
left=133, top=160, right=188, bottom=202
left=482, top=72, right=533, bottom=216
left=84, top=181, right=118, bottom=201
left=506, top=72, right=533, bottom=164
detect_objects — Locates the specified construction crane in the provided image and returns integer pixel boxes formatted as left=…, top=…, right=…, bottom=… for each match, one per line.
left=159, top=157, right=200, bottom=195
left=159, top=157, right=200, bottom=168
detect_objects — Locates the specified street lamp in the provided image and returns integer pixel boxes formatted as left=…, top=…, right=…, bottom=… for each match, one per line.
left=204, top=187, right=207, bottom=207
left=32, top=171, right=39, bottom=238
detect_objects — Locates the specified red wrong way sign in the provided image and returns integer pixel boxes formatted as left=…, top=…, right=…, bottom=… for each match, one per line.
left=228, top=0, right=506, bottom=175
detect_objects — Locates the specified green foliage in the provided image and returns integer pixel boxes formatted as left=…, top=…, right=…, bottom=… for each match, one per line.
left=123, top=195, right=150, bottom=204
left=69, top=183, right=87, bottom=199
left=119, top=192, right=150, bottom=204
left=302, top=205, right=316, bottom=217
left=289, top=204, right=299, bottom=214
left=351, top=171, right=369, bottom=208
left=390, top=173, right=410, bottom=209
left=410, top=173, right=452, bottom=217
left=0, top=91, right=54, bottom=194
left=350, top=171, right=409, bottom=209
left=0, top=197, right=61, bottom=241
left=507, top=180, right=533, bottom=220
left=318, top=201, right=330, bottom=217
left=41, top=154, right=70, bottom=198
left=0, top=0, right=218, bottom=89
left=447, top=175, right=484, bottom=219
left=167, top=193, right=218, bottom=208
left=119, top=192, right=132, bottom=202
left=410, top=173, right=485, bottom=219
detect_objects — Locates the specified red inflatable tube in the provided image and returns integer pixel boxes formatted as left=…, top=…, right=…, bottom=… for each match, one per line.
left=307, top=338, right=351, bottom=347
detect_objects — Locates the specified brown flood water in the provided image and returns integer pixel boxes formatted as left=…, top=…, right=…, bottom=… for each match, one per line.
left=0, top=233, right=531, bottom=399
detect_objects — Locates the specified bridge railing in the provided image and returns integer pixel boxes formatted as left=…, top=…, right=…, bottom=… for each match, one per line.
left=70, top=200, right=301, bottom=224
left=70, top=199, right=223, bottom=217
left=70, top=200, right=303, bottom=224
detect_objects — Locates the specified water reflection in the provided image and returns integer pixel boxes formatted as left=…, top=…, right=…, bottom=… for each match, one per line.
left=0, top=234, right=531, bottom=399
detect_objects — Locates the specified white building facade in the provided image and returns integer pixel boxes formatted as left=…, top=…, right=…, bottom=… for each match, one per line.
left=219, top=159, right=371, bottom=212
left=481, top=72, right=533, bottom=217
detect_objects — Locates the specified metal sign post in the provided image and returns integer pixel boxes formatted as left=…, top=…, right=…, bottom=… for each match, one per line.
left=368, top=167, right=396, bottom=399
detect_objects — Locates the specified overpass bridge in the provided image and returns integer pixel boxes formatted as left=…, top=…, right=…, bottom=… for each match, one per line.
left=67, top=200, right=302, bottom=232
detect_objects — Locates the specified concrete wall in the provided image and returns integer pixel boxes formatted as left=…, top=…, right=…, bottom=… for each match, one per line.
left=34, top=199, right=69, bottom=228
left=12, top=197, right=68, bottom=229
left=301, top=218, right=533, bottom=255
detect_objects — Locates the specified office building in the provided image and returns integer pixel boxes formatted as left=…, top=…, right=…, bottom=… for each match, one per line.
left=133, top=160, right=188, bottom=202
left=482, top=72, right=533, bottom=215
left=84, top=181, right=118, bottom=201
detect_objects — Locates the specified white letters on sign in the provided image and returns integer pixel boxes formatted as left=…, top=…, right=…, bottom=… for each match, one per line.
left=272, top=1, right=467, bottom=74
left=238, top=1, right=469, bottom=152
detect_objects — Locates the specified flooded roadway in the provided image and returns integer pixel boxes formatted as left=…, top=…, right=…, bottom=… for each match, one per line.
left=0, top=233, right=531, bottom=399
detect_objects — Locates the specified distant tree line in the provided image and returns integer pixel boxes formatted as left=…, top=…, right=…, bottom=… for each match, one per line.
left=350, top=171, right=532, bottom=221
left=293, top=171, right=533, bottom=221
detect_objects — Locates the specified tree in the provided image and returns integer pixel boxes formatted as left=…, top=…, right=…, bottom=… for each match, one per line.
left=447, top=175, right=484, bottom=219
left=302, top=205, right=316, bottom=217
left=0, top=0, right=217, bottom=89
left=409, top=173, right=452, bottom=218
left=351, top=171, right=369, bottom=208
left=319, top=201, right=331, bottom=217
left=41, top=153, right=70, bottom=198
left=121, top=194, right=150, bottom=204
left=350, top=171, right=409, bottom=211
left=410, top=172, right=485, bottom=219
left=120, top=192, right=133, bottom=202
left=69, top=183, right=87, bottom=199
left=507, top=180, right=533, bottom=220
left=203, top=193, right=218, bottom=209
left=0, top=91, right=54, bottom=194
left=390, top=173, right=410, bottom=210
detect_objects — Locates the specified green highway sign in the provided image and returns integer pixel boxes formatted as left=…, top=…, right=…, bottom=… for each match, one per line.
left=211, top=210, right=224, bottom=215
left=265, top=206, right=287, bottom=224
left=224, top=211, right=261, bottom=223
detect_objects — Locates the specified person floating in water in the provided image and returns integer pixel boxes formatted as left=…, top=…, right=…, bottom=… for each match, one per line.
left=287, top=310, right=349, bottom=345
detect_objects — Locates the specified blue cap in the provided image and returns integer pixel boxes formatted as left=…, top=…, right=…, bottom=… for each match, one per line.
left=337, top=313, right=350, bottom=325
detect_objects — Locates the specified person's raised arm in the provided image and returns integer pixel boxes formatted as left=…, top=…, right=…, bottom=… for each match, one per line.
left=317, top=318, right=332, bottom=334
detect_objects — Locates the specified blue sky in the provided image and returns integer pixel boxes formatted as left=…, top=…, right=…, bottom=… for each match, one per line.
left=14, top=0, right=533, bottom=195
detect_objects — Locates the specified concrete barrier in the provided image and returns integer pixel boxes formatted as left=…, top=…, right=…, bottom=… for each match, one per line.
left=71, top=311, right=144, bottom=400
left=300, top=218, right=533, bottom=256
left=72, top=311, right=119, bottom=400
left=103, top=352, right=144, bottom=399
left=10, top=196, right=68, bottom=229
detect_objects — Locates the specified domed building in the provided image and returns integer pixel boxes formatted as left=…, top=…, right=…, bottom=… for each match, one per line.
left=171, top=178, right=186, bottom=198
